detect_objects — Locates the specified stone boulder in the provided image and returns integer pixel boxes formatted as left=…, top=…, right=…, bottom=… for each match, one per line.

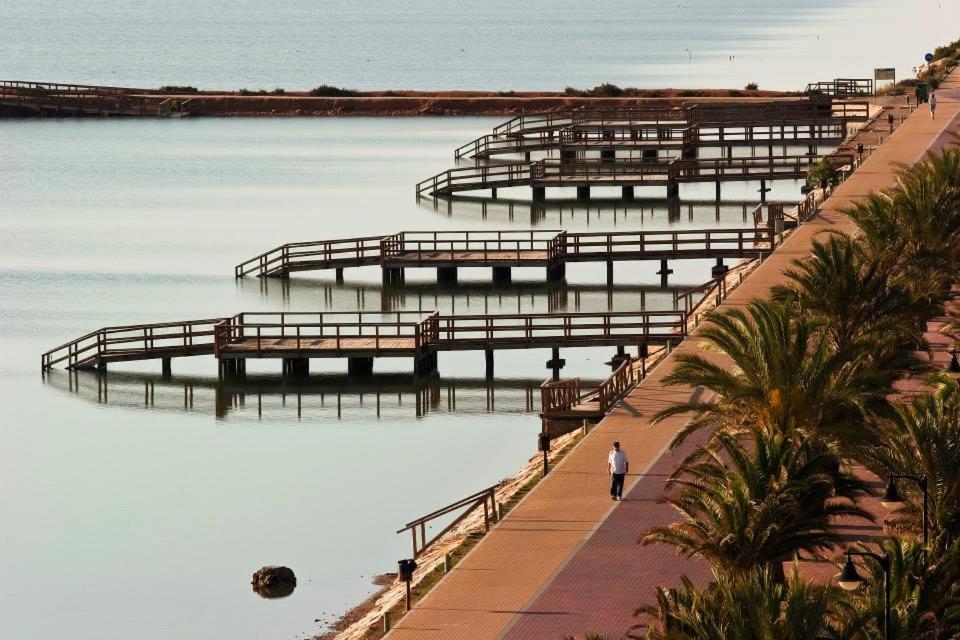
left=251, top=566, right=297, bottom=598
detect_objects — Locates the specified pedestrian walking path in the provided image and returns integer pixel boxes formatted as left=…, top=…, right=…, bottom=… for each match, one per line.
left=387, top=73, right=960, bottom=640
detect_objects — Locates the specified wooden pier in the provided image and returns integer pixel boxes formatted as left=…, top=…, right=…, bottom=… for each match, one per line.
left=418, top=154, right=851, bottom=198
left=234, top=227, right=776, bottom=280
left=454, top=99, right=869, bottom=159
left=0, top=81, right=187, bottom=117
left=41, top=310, right=687, bottom=377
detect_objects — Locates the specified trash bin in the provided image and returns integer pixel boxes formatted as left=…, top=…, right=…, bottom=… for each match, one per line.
left=916, top=83, right=930, bottom=103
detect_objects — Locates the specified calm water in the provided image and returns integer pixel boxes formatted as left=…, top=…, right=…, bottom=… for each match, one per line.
left=1, top=0, right=958, bottom=91
left=0, top=117, right=800, bottom=640
left=2, top=2, right=956, bottom=639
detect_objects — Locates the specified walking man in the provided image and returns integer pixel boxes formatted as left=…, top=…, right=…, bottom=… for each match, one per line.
left=930, top=91, right=937, bottom=119
left=608, top=441, right=629, bottom=501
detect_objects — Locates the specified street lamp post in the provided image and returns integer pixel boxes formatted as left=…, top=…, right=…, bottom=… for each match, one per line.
left=838, top=550, right=892, bottom=640
left=880, top=474, right=929, bottom=549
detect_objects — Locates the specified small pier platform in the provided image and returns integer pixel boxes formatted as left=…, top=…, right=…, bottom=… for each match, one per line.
left=41, top=310, right=688, bottom=378
left=234, top=227, right=776, bottom=280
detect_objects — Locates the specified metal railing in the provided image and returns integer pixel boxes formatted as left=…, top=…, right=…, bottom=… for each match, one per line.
left=397, top=485, right=500, bottom=559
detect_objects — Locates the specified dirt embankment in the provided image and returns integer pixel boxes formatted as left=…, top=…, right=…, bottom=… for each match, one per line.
left=144, top=89, right=795, bottom=117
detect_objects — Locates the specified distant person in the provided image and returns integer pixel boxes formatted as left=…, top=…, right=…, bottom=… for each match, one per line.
left=930, top=92, right=937, bottom=119
left=608, top=441, right=629, bottom=501
left=888, top=111, right=895, bottom=133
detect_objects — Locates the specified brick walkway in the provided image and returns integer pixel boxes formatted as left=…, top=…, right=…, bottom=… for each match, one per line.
left=388, top=73, right=960, bottom=640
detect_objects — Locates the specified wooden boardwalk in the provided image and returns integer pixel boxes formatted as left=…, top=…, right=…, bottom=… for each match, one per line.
left=456, top=100, right=869, bottom=159
left=235, top=228, right=777, bottom=278
left=41, top=310, right=688, bottom=374
left=417, top=154, right=851, bottom=197
left=0, top=80, right=184, bottom=117
left=384, top=73, right=960, bottom=640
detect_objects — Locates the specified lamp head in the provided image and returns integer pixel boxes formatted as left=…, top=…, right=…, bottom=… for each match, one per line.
left=881, top=476, right=904, bottom=509
left=837, top=554, right=864, bottom=591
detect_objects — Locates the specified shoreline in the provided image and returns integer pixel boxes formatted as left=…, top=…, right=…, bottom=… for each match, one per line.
left=1, top=85, right=801, bottom=118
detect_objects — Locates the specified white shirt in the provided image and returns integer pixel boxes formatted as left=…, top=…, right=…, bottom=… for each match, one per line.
left=608, top=450, right=628, bottom=474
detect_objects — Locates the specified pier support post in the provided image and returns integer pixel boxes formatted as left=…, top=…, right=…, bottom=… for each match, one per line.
left=642, top=149, right=658, bottom=163
left=606, top=345, right=630, bottom=371
left=335, top=268, right=344, bottom=284
left=681, top=146, right=697, bottom=160
left=725, top=144, right=734, bottom=161
left=282, top=357, right=309, bottom=377
left=606, top=261, right=614, bottom=286
left=715, top=181, right=721, bottom=201
left=546, top=262, right=566, bottom=282
left=414, top=352, right=438, bottom=377
left=545, top=347, right=566, bottom=381
left=560, top=148, right=577, bottom=165
left=657, top=258, right=674, bottom=288
left=437, top=267, right=458, bottom=285
left=600, top=149, right=616, bottom=164
left=382, top=268, right=404, bottom=285
left=621, top=185, right=634, bottom=200
left=492, top=266, right=511, bottom=284
left=576, top=186, right=591, bottom=201
left=759, top=179, right=770, bottom=203
left=161, top=357, right=172, bottom=378
left=524, top=151, right=531, bottom=162
left=485, top=349, right=494, bottom=379
left=347, top=357, right=374, bottom=376
left=666, top=180, right=680, bottom=198
left=531, top=186, right=546, bottom=201
left=491, top=187, right=498, bottom=199
left=711, top=258, right=728, bottom=277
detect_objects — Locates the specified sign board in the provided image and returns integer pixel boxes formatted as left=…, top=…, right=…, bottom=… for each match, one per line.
left=874, top=67, right=896, bottom=81
left=925, top=53, right=935, bottom=62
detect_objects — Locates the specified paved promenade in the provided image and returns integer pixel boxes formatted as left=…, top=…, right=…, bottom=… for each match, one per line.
left=388, top=74, right=960, bottom=640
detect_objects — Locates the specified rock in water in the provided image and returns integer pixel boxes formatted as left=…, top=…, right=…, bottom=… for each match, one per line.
left=251, top=566, right=297, bottom=598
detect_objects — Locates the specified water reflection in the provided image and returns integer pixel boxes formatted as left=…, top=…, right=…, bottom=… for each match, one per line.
left=419, top=195, right=786, bottom=228
left=43, top=369, right=546, bottom=421
left=237, top=278, right=709, bottom=315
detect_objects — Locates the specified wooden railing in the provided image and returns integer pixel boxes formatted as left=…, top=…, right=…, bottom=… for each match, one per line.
left=683, top=120, right=847, bottom=145
left=380, top=230, right=564, bottom=264
left=431, top=311, right=686, bottom=348
left=213, top=311, right=439, bottom=357
left=397, top=485, right=499, bottom=559
left=570, top=107, right=684, bottom=127
left=40, top=318, right=228, bottom=370
left=0, top=80, right=158, bottom=116
left=806, top=79, right=874, bottom=99
left=670, top=155, right=822, bottom=181
left=44, top=310, right=687, bottom=369
left=559, top=228, right=775, bottom=260
left=416, top=162, right=531, bottom=196
left=492, top=111, right=577, bottom=137
left=234, top=235, right=386, bottom=277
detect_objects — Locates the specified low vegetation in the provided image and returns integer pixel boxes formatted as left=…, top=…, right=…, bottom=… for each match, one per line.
left=630, top=137, right=960, bottom=638
left=308, top=84, right=361, bottom=97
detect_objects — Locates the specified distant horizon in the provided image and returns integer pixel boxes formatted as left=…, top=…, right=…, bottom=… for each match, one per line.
left=3, top=0, right=957, bottom=92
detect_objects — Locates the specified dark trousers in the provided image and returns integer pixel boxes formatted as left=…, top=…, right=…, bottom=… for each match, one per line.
left=611, top=473, right=625, bottom=498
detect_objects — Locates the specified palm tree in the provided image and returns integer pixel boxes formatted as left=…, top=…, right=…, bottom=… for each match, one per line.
left=840, top=538, right=960, bottom=640
left=863, top=379, right=960, bottom=550
left=654, top=299, right=895, bottom=452
left=771, top=233, right=932, bottom=367
left=637, top=565, right=854, bottom=640
left=643, top=425, right=872, bottom=578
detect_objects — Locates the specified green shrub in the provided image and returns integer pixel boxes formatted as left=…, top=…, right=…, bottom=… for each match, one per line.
left=158, top=85, right=198, bottom=93
left=744, top=82, right=759, bottom=91
left=308, top=85, right=361, bottom=97
left=806, top=156, right=840, bottom=188
left=270, top=88, right=285, bottom=95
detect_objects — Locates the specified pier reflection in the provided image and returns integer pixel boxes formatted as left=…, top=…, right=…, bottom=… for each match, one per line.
left=43, top=370, right=551, bottom=421
left=419, top=195, right=793, bottom=227
left=237, top=278, right=708, bottom=314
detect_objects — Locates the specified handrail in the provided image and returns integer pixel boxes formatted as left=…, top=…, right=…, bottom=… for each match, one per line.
left=234, top=235, right=387, bottom=277
left=43, top=310, right=687, bottom=369
left=397, top=485, right=500, bottom=558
